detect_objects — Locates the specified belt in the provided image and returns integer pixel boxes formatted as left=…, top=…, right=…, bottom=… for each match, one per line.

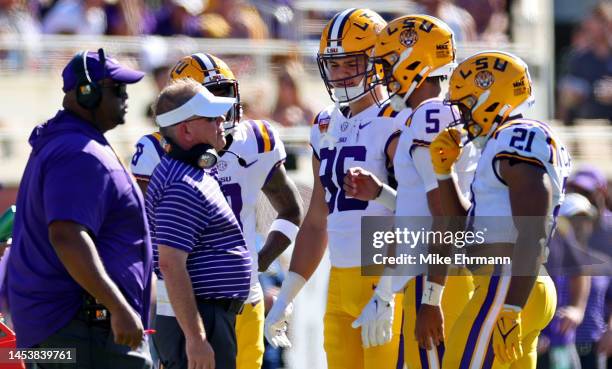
left=80, top=294, right=111, bottom=326
left=196, top=297, right=244, bottom=314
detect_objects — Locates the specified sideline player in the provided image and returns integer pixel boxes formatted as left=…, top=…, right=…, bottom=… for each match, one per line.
left=430, top=51, right=570, bottom=368
left=131, top=53, right=303, bottom=369
left=264, top=8, right=405, bottom=369
left=343, top=15, right=478, bottom=369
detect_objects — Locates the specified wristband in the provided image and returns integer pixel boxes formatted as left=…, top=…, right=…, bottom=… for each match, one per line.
left=374, top=275, right=394, bottom=302
left=374, top=183, right=397, bottom=211
left=269, top=219, right=299, bottom=244
left=421, top=280, right=445, bottom=306
left=502, top=304, right=522, bottom=313
left=436, top=170, right=457, bottom=181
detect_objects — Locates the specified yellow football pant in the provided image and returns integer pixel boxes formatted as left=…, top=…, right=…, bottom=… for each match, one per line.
left=442, top=271, right=556, bottom=369
left=324, top=267, right=404, bottom=369
left=403, top=271, right=475, bottom=369
left=236, top=299, right=265, bottom=369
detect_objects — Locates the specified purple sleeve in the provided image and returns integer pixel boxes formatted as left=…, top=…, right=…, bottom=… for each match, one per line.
left=154, top=183, right=207, bottom=253
left=43, top=153, right=113, bottom=235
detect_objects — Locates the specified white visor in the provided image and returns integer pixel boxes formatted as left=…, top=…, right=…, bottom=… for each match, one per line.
left=156, top=88, right=236, bottom=128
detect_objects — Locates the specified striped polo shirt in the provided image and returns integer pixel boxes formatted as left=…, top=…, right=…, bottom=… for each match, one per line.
left=146, top=155, right=251, bottom=301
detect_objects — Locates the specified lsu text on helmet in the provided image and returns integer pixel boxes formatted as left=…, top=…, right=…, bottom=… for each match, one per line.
left=448, top=51, right=535, bottom=141
left=373, top=15, right=456, bottom=111
left=317, top=8, right=387, bottom=104
left=171, top=53, right=242, bottom=130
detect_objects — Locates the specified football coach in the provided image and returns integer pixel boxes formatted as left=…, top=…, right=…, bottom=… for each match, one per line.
left=7, top=49, right=153, bottom=368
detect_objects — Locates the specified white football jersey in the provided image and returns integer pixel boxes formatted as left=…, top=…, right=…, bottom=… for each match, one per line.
left=468, top=119, right=571, bottom=243
left=310, top=103, right=403, bottom=268
left=131, top=120, right=286, bottom=305
left=395, top=98, right=480, bottom=216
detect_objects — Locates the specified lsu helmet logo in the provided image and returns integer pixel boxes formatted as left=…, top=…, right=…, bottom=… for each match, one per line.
left=399, top=28, right=418, bottom=47
left=474, top=70, right=494, bottom=90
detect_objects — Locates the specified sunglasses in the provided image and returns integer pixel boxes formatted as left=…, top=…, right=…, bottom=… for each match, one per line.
left=101, top=83, right=127, bottom=98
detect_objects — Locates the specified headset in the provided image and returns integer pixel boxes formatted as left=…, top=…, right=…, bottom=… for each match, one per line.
left=70, top=48, right=106, bottom=110
left=163, top=136, right=220, bottom=169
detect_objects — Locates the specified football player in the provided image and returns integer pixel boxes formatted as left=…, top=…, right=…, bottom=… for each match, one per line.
left=430, top=51, right=570, bottom=368
left=342, top=15, right=479, bottom=369
left=130, top=53, right=303, bottom=369
left=264, top=8, right=405, bottom=369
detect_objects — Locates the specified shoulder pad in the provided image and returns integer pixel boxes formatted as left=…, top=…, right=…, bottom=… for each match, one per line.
left=407, top=99, right=458, bottom=142
left=377, top=101, right=400, bottom=118
left=244, top=119, right=279, bottom=154
left=492, top=119, right=557, bottom=168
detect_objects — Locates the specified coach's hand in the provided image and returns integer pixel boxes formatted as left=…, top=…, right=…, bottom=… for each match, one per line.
left=185, top=333, right=215, bottom=369
left=415, top=304, right=445, bottom=350
left=492, top=305, right=523, bottom=364
left=343, top=167, right=382, bottom=201
left=265, top=296, right=294, bottom=348
left=430, top=128, right=462, bottom=178
left=110, top=302, right=144, bottom=350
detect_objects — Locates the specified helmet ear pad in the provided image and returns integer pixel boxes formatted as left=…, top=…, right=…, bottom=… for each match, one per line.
left=72, top=50, right=105, bottom=110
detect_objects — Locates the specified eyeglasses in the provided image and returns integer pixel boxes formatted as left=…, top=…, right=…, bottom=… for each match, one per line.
left=101, top=83, right=127, bottom=98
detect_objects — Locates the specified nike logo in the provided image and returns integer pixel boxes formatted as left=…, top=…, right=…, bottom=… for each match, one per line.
left=497, top=321, right=518, bottom=341
left=244, top=159, right=258, bottom=168
left=359, top=121, right=372, bottom=129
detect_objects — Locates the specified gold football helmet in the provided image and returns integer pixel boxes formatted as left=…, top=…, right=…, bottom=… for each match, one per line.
left=170, top=53, right=241, bottom=129
left=373, top=15, right=456, bottom=110
left=448, top=51, right=534, bottom=140
left=317, top=8, right=387, bottom=103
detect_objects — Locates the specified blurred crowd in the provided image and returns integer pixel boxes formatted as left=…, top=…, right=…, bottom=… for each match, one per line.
left=556, top=3, right=612, bottom=125
left=0, top=0, right=511, bottom=40
left=539, top=165, right=612, bottom=369
left=0, top=0, right=610, bottom=126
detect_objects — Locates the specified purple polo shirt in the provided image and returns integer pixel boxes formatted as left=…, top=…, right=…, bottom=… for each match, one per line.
left=7, top=110, right=153, bottom=348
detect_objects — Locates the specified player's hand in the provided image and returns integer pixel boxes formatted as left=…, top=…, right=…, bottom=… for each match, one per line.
left=351, top=292, right=394, bottom=348
left=415, top=304, right=445, bottom=350
left=492, top=305, right=523, bottom=364
left=556, top=305, right=584, bottom=334
left=343, top=167, right=383, bottom=201
left=430, top=128, right=462, bottom=177
left=264, top=296, right=294, bottom=348
left=185, top=333, right=215, bottom=369
left=109, top=302, right=144, bottom=350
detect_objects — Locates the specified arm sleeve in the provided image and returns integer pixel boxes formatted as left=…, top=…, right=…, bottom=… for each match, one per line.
left=154, top=183, right=207, bottom=253
left=130, top=135, right=163, bottom=180
left=412, top=147, right=439, bottom=192
left=43, top=153, right=113, bottom=235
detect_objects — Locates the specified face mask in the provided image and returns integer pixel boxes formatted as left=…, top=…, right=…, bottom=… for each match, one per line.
left=332, top=80, right=367, bottom=102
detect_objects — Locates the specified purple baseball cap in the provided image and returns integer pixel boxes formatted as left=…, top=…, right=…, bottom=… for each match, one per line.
left=62, top=49, right=145, bottom=92
left=568, top=165, right=608, bottom=193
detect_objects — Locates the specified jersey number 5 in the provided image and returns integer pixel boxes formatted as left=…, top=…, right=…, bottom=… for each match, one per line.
left=319, top=146, right=368, bottom=213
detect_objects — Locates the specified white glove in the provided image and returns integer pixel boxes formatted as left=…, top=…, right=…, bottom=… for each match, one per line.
left=351, top=275, right=395, bottom=348
left=264, top=271, right=306, bottom=348
left=264, top=296, right=294, bottom=348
